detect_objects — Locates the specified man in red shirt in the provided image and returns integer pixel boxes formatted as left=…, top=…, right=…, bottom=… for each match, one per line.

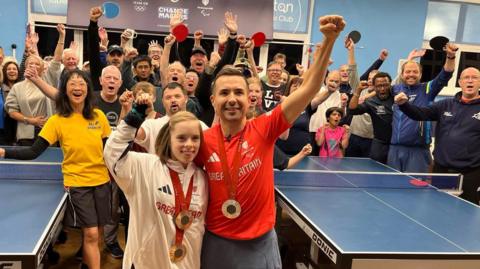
left=198, top=15, right=345, bottom=268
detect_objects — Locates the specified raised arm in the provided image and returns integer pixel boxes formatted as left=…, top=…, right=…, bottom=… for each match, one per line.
left=53, top=24, right=65, bottom=62
left=345, top=37, right=361, bottom=91
left=349, top=81, right=368, bottom=110
left=281, top=15, right=345, bottom=124
left=24, top=65, right=59, bottom=100
left=359, top=49, right=388, bottom=81
left=426, top=43, right=458, bottom=100
left=245, top=40, right=259, bottom=79
left=88, top=6, right=104, bottom=91
left=160, top=34, right=176, bottom=88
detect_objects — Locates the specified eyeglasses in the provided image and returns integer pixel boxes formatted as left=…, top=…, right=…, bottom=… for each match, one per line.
left=374, top=84, right=390, bottom=89
left=267, top=69, right=282, bottom=72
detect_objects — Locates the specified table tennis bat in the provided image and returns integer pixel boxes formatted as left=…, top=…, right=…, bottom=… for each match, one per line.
left=172, top=23, right=189, bottom=43
left=429, top=36, right=449, bottom=51
left=409, top=178, right=429, bottom=187
left=347, top=30, right=361, bottom=44
left=251, top=32, right=266, bottom=47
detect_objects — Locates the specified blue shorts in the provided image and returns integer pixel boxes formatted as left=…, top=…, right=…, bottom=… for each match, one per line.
left=201, top=229, right=282, bottom=269
left=387, top=145, right=432, bottom=173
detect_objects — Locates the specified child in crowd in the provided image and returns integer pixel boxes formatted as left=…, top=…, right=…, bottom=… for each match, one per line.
left=315, top=107, right=350, bottom=157
left=104, top=108, right=208, bottom=269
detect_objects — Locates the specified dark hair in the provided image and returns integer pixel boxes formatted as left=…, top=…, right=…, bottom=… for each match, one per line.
left=285, top=76, right=303, bottom=96
left=162, top=82, right=187, bottom=98
left=132, top=55, right=152, bottom=68
left=211, top=66, right=248, bottom=94
left=186, top=68, right=200, bottom=76
left=56, top=69, right=96, bottom=119
left=325, top=107, right=344, bottom=119
left=2, top=61, right=20, bottom=85
left=372, top=72, right=392, bottom=85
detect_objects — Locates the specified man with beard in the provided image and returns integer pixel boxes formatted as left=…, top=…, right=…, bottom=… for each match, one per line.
left=349, top=72, right=394, bottom=163
left=388, top=43, right=458, bottom=172
left=134, top=82, right=208, bottom=154
left=395, top=67, right=480, bottom=204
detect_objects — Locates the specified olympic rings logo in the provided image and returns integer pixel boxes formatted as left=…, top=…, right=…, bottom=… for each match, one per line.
left=134, top=5, right=147, bottom=12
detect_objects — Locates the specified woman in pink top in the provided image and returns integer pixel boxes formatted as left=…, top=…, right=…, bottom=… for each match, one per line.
left=315, top=107, right=350, bottom=157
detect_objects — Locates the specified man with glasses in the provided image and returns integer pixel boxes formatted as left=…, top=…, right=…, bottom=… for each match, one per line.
left=395, top=67, right=480, bottom=204
left=261, top=61, right=286, bottom=111
left=348, top=72, right=394, bottom=163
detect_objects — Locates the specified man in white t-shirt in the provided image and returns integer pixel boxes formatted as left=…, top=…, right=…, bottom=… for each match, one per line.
left=135, top=82, right=208, bottom=153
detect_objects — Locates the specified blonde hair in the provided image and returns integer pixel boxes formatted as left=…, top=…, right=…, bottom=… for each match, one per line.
left=131, top=81, right=156, bottom=98
left=155, top=111, right=203, bottom=163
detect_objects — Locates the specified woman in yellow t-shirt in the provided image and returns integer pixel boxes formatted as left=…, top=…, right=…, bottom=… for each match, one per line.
left=0, top=69, right=111, bottom=269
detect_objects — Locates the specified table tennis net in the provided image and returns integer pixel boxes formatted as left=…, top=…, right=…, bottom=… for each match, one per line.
left=0, top=163, right=62, bottom=181
left=274, top=170, right=462, bottom=192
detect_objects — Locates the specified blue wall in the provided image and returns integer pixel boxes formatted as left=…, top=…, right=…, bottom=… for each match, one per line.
left=0, top=0, right=28, bottom=62
left=311, top=0, right=428, bottom=76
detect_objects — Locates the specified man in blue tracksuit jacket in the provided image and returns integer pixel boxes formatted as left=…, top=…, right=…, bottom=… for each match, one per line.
left=395, top=67, right=480, bottom=204
left=388, top=43, right=458, bottom=172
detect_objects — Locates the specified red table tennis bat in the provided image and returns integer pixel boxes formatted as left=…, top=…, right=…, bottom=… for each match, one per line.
left=172, top=23, right=189, bottom=43
left=251, top=32, right=266, bottom=47
left=409, top=178, right=429, bottom=187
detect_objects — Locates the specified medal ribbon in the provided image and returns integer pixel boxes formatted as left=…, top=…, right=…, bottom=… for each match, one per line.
left=169, top=168, right=194, bottom=246
left=216, top=126, right=244, bottom=200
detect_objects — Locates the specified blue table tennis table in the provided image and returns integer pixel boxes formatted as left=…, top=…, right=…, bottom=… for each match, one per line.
left=0, top=147, right=65, bottom=269
left=275, top=157, right=480, bottom=269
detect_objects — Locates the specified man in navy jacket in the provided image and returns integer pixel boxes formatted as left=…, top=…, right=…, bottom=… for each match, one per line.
left=388, top=43, right=458, bottom=172
left=395, top=67, right=480, bottom=204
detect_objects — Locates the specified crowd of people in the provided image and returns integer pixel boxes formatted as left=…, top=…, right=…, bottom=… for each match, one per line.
left=0, top=5, right=479, bottom=269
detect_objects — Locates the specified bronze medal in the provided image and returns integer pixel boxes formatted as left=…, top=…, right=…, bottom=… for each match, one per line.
left=222, top=199, right=241, bottom=219
left=169, top=243, right=187, bottom=263
left=175, top=210, right=192, bottom=230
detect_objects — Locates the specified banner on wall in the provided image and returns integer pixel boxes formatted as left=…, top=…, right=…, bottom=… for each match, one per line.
left=273, top=0, right=310, bottom=34
left=67, top=0, right=274, bottom=38
left=31, top=0, right=68, bottom=16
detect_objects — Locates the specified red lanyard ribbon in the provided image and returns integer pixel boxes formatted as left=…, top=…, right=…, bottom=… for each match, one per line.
left=216, top=125, right=244, bottom=200
left=169, top=168, right=194, bottom=245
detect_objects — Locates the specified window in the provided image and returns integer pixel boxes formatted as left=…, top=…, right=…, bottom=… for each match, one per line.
left=456, top=51, right=480, bottom=86
left=462, top=4, right=480, bottom=44
left=267, top=41, right=303, bottom=75
left=424, top=1, right=461, bottom=41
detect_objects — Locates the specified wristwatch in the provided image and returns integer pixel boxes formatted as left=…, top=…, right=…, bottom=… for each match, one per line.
left=23, top=116, right=29, bottom=125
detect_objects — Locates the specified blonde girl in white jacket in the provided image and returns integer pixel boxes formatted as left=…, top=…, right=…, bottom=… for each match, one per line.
left=104, top=105, right=208, bottom=269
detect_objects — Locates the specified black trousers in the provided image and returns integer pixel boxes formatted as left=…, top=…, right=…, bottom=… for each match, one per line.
left=433, top=162, right=480, bottom=205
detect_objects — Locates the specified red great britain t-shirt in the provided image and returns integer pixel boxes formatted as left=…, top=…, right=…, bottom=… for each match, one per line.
left=196, top=105, right=291, bottom=240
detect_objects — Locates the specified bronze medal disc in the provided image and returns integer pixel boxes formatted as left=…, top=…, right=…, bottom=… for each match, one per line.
left=221, top=199, right=241, bottom=219
left=175, top=210, right=192, bottom=230
left=169, top=244, right=187, bottom=263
